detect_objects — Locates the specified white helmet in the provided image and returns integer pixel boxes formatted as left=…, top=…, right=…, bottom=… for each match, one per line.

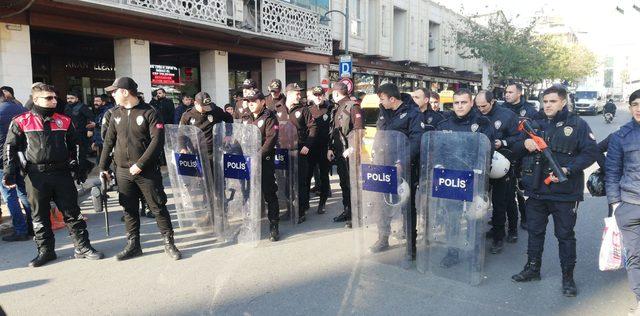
left=490, top=151, right=511, bottom=179
left=384, top=177, right=410, bottom=207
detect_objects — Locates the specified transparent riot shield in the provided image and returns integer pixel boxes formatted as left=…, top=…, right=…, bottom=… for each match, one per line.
left=348, top=129, right=412, bottom=267
left=212, top=123, right=262, bottom=245
left=163, top=124, right=216, bottom=234
left=416, top=131, right=491, bottom=285
left=274, top=121, right=299, bottom=224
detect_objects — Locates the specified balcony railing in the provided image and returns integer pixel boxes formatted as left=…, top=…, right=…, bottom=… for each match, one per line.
left=62, top=0, right=332, bottom=55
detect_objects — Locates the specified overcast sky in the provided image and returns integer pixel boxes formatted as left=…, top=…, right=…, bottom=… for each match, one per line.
left=437, top=0, right=639, bottom=57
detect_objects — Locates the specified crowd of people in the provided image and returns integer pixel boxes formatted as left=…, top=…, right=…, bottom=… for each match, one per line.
left=2, top=78, right=640, bottom=310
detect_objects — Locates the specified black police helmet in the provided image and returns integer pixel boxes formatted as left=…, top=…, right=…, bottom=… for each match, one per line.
left=587, top=168, right=606, bottom=197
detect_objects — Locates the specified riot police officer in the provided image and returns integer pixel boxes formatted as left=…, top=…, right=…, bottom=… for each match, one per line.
left=179, top=91, right=233, bottom=153
left=328, top=82, right=364, bottom=226
left=240, top=89, right=281, bottom=241
left=511, top=85, right=600, bottom=297
left=503, top=82, right=539, bottom=229
left=436, top=89, right=496, bottom=268
left=372, top=83, right=424, bottom=260
left=274, top=83, right=317, bottom=223
left=411, top=88, right=444, bottom=130
left=99, top=77, right=182, bottom=261
left=3, top=83, right=103, bottom=267
left=265, top=79, right=286, bottom=111
left=306, top=86, right=332, bottom=214
left=475, top=90, right=522, bottom=253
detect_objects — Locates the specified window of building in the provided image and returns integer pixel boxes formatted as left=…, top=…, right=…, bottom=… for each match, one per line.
left=350, top=0, right=362, bottom=37
left=354, top=73, right=375, bottom=94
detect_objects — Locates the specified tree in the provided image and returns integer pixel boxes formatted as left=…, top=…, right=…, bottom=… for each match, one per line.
left=454, top=15, right=598, bottom=88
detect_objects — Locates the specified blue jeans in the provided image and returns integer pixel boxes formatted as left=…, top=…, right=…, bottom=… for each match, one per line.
left=0, top=170, right=32, bottom=235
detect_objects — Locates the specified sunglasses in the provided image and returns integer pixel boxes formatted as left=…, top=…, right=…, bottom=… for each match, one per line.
left=38, top=96, right=57, bottom=101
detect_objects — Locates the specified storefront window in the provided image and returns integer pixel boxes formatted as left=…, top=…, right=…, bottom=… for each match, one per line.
left=353, top=73, right=375, bottom=94
left=399, top=79, right=413, bottom=93
left=379, top=76, right=396, bottom=86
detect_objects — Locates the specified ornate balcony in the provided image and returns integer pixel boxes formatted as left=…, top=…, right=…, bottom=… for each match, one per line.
left=58, top=0, right=332, bottom=55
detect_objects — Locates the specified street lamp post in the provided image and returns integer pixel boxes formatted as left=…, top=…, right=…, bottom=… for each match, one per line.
left=320, top=1, right=350, bottom=55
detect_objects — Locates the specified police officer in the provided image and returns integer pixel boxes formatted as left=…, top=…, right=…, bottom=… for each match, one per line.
left=240, top=89, right=281, bottom=241
left=328, top=82, right=364, bottom=226
left=274, top=83, right=317, bottom=223
left=234, top=79, right=257, bottom=120
left=436, top=89, right=496, bottom=268
left=503, top=82, right=539, bottom=230
left=3, top=83, right=103, bottom=267
left=371, top=83, right=424, bottom=260
left=475, top=90, right=522, bottom=254
left=306, top=86, right=332, bottom=214
left=411, top=88, right=444, bottom=130
left=179, top=92, right=233, bottom=153
left=511, top=85, right=600, bottom=297
left=99, top=77, right=182, bottom=261
left=265, top=79, right=286, bottom=111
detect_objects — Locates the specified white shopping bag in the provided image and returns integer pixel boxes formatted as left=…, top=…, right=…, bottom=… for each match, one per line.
left=599, top=214, right=624, bottom=271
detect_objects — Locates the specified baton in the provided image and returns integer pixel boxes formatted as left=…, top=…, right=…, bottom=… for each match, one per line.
left=100, top=172, right=110, bottom=236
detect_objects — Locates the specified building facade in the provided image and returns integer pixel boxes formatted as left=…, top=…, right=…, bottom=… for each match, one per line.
left=0, top=0, right=481, bottom=105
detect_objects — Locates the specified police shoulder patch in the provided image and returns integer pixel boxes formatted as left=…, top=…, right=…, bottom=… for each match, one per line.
left=114, top=117, right=121, bottom=125
left=295, top=111, right=301, bottom=118
left=520, top=109, right=526, bottom=117
left=190, top=118, right=196, bottom=125
left=208, top=115, right=214, bottom=122
left=420, top=122, right=425, bottom=129
left=258, top=119, right=264, bottom=128
left=136, top=115, right=144, bottom=126
left=323, top=114, right=328, bottom=121
left=471, top=123, right=479, bottom=132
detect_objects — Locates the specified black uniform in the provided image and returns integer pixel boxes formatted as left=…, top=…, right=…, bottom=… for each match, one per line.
left=421, top=108, right=445, bottom=131
left=274, top=102, right=317, bottom=216
left=98, top=102, right=174, bottom=238
left=265, top=93, right=286, bottom=111
left=241, top=108, right=280, bottom=223
left=64, top=101, right=94, bottom=154
left=481, top=105, right=523, bottom=243
left=503, top=97, right=539, bottom=226
left=150, top=97, right=175, bottom=125
left=376, top=102, right=425, bottom=257
left=329, top=98, right=364, bottom=217
left=179, top=106, right=234, bottom=155
left=307, top=100, right=332, bottom=204
left=515, top=107, right=599, bottom=271
left=436, top=108, right=497, bottom=143
left=3, top=107, right=93, bottom=253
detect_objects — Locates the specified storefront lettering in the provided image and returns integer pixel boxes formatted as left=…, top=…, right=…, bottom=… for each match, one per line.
left=64, top=60, right=114, bottom=72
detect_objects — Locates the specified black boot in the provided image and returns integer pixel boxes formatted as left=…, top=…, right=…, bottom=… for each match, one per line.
left=73, top=230, right=104, bottom=260
left=511, top=259, right=541, bottom=282
left=562, top=266, right=577, bottom=297
left=163, top=232, right=182, bottom=260
left=116, top=234, right=143, bottom=261
left=269, top=222, right=280, bottom=242
left=490, top=239, right=504, bottom=254
left=29, top=248, right=57, bottom=267
left=506, top=230, right=518, bottom=243
left=74, top=244, right=104, bottom=260
left=333, top=206, right=351, bottom=222
left=317, top=197, right=327, bottom=214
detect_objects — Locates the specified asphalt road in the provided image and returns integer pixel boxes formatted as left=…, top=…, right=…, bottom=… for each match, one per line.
left=0, top=103, right=634, bottom=316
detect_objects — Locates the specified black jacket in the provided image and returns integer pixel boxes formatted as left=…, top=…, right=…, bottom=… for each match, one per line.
left=179, top=106, right=233, bottom=154
left=274, top=102, right=317, bottom=150
left=150, top=97, right=175, bottom=124
left=98, top=102, right=163, bottom=171
left=436, top=108, right=497, bottom=145
left=329, top=98, right=364, bottom=154
left=376, top=103, right=425, bottom=167
left=514, top=108, right=600, bottom=201
left=64, top=101, right=94, bottom=136
left=482, top=104, right=523, bottom=149
left=503, top=98, right=538, bottom=120
left=4, top=109, right=82, bottom=175
left=241, top=108, right=279, bottom=158
left=307, top=100, right=332, bottom=148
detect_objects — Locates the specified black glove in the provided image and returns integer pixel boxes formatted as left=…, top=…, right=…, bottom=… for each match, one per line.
left=2, top=173, right=16, bottom=187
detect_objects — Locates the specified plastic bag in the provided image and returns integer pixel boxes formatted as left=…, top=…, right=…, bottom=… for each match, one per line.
left=599, top=215, right=624, bottom=271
